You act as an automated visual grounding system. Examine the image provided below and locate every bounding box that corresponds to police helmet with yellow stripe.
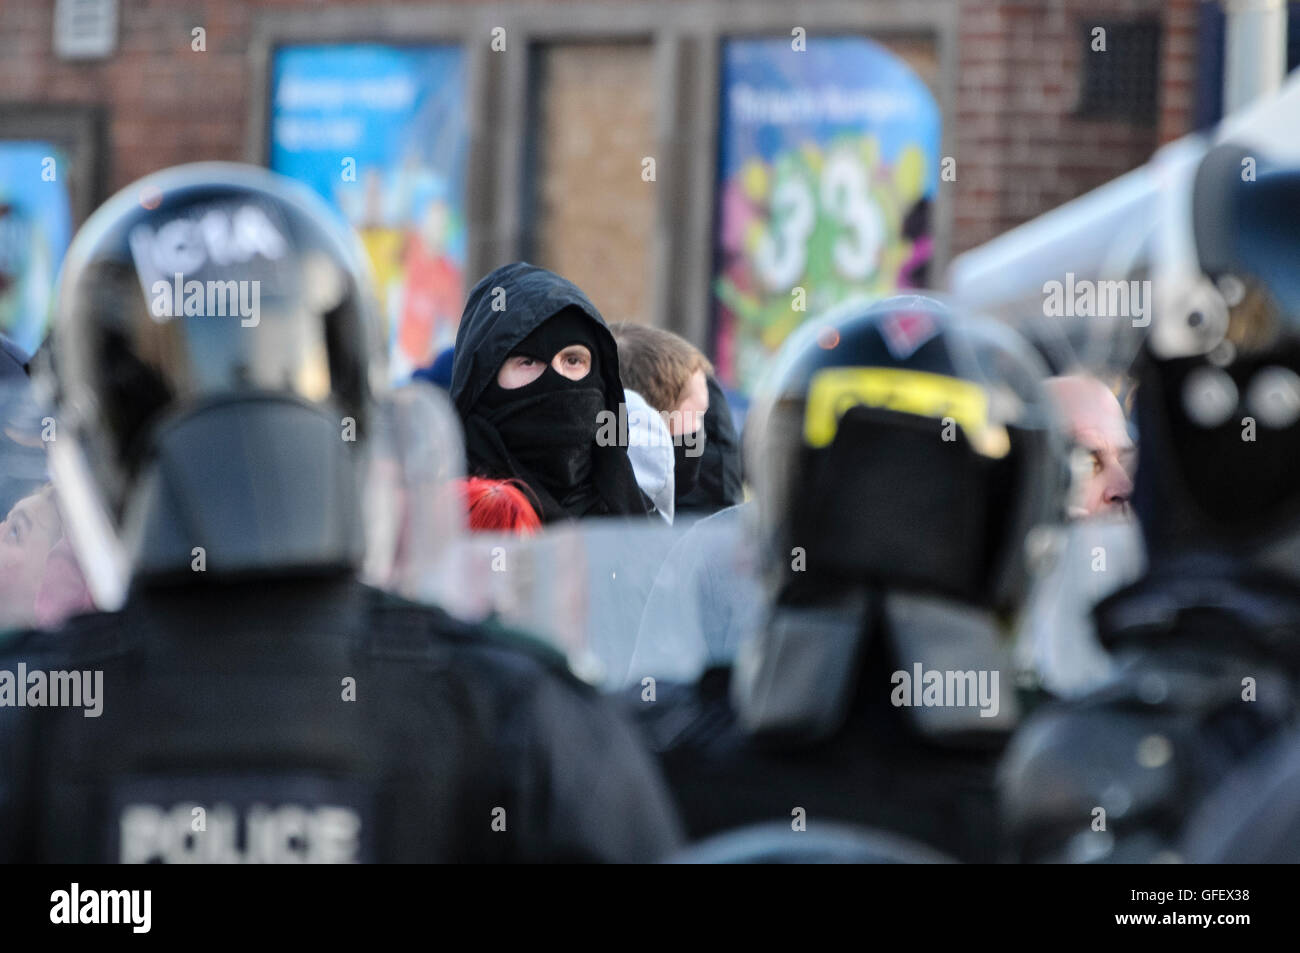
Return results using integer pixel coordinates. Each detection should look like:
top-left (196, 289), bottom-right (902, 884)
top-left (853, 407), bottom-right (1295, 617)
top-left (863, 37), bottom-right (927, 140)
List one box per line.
top-left (746, 294), bottom-right (1066, 614)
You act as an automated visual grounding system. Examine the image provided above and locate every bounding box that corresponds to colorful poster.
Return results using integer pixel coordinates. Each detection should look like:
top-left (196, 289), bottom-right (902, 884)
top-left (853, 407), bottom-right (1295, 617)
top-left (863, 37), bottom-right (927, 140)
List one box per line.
top-left (0, 142), bottom-right (73, 357)
top-left (270, 45), bottom-right (468, 381)
top-left (713, 37), bottom-right (941, 391)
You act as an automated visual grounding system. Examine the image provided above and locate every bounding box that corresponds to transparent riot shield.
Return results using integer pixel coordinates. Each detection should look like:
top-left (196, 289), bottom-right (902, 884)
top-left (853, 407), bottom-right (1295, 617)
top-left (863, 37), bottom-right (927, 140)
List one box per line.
top-left (361, 379), bottom-right (467, 604)
top-left (1013, 516), bottom-right (1145, 698)
top-left (411, 506), bottom-right (764, 692)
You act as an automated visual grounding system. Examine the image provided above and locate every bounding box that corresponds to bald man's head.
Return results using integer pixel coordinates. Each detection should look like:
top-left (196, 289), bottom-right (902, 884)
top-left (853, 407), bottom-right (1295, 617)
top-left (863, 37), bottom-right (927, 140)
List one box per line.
top-left (1045, 375), bottom-right (1135, 519)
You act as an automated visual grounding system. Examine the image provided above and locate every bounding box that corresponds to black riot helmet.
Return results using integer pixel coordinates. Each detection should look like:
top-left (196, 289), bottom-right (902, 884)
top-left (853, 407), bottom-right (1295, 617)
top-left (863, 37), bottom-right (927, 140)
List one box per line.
top-left (1137, 144), bottom-right (1300, 574)
top-left (44, 162), bottom-right (381, 608)
top-left (745, 294), bottom-right (1065, 615)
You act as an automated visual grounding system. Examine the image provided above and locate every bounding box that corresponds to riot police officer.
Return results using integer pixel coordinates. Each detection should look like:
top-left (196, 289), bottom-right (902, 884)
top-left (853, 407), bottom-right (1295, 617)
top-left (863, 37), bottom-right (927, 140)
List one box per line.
top-left (1000, 144), bottom-right (1300, 863)
top-left (629, 295), bottom-right (1067, 863)
top-left (0, 163), bottom-right (681, 863)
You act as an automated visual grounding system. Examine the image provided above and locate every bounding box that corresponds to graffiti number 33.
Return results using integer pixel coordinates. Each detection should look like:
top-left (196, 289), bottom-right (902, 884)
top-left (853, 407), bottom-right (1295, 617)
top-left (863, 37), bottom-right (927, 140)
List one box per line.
top-left (755, 150), bottom-right (884, 292)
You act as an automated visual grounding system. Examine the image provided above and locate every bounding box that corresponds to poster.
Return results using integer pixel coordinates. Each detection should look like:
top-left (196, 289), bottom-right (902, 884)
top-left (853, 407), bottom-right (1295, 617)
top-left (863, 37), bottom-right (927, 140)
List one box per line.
top-left (713, 37), bottom-right (941, 391)
top-left (0, 142), bottom-right (73, 357)
top-left (271, 44), bottom-right (468, 381)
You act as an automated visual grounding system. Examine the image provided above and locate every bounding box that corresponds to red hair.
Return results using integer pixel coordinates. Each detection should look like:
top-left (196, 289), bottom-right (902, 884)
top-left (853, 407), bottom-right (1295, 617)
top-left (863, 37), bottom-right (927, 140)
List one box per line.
top-left (459, 477), bottom-right (542, 536)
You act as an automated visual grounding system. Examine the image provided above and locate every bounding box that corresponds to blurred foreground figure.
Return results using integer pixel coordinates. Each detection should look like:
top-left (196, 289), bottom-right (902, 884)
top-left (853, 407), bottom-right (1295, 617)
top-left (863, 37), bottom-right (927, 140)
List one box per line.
top-left (0, 343), bottom-right (93, 632)
top-left (1002, 145), bottom-right (1300, 862)
top-left (630, 296), bottom-right (1066, 862)
top-left (0, 336), bottom-right (46, 520)
top-left (0, 164), bottom-right (680, 863)
top-left (1180, 727), bottom-right (1300, 863)
top-left (0, 484), bottom-right (92, 632)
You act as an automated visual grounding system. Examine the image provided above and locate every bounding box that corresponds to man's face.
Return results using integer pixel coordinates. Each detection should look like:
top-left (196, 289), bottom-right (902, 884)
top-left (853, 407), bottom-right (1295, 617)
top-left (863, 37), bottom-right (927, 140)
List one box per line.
top-left (1045, 375), bottom-right (1136, 519)
top-left (0, 487), bottom-right (63, 628)
top-left (667, 368), bottom-right (709, 438)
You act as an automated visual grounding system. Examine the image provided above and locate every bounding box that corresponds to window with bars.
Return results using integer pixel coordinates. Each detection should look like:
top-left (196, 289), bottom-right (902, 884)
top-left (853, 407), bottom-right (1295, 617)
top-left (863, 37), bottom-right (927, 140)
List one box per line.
top-left (1076, 19), bottom-right (1161, 124)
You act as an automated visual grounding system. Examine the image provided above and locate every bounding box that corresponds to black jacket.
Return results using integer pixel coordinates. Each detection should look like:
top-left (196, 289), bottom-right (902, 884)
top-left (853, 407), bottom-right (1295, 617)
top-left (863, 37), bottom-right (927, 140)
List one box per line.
top-left (625, 603), bottom-right (1015, 864)
top-left (0, 576), bottom-right (682, 862)
top-left (675, 375), bottom-right (744, 518)
top-left (1000, 565), bottom-right (1300, 863)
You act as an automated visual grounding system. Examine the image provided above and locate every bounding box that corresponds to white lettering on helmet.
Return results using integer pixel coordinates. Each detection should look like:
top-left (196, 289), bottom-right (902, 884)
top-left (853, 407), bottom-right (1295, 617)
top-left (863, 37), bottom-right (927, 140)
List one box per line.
top-left (129, 205), bottom-right (287, 280)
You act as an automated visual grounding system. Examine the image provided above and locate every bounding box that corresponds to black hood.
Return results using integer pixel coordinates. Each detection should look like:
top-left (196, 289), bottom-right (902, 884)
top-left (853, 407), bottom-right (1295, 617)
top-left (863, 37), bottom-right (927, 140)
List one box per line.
top-left (451, 263), bottom-right (623, 416)
top-left (451, 262), bottom-right (649, 522)
top-left (675, 374), bottom-right (743, 516)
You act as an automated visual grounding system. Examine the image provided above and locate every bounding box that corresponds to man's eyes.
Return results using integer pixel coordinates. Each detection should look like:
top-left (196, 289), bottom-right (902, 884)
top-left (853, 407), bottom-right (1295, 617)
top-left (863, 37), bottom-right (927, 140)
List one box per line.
top-left (510, 351), bottom-right (587, 369)
top-left (1091, 451), bottom-right (1104, 475)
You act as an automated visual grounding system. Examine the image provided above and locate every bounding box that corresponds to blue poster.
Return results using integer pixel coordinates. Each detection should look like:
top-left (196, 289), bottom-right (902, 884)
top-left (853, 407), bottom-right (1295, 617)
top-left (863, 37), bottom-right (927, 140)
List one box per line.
top-left (713, 37), bottom-right (941, 391)
top-left (271, 44), bottom-right (468, 380)
top-left (0, 142), bottom-right (73, 356)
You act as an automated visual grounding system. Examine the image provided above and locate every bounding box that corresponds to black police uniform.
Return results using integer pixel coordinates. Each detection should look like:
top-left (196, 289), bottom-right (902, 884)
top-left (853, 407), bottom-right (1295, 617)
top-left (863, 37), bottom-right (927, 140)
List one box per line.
top-left (629, 635), bottom-right (1014, 864)
top-left (626, 295), bottom-right (1064, 863)
top-left (1001, 147), bottom-right (1300, 863)
top-left (1182, 725), bottom-right (1300, 863)
top-left (0, 163), bottom-right (681, 864)
top-left (1000, 563), bottom-right (1300, 863)
top-left (0, 577), bottom-right (681, 863)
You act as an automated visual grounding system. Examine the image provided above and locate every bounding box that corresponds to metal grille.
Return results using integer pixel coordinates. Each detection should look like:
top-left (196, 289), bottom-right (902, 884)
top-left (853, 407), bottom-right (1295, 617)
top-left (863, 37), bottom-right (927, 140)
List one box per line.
top-left (1076, 19), bottom-right (1161, 124)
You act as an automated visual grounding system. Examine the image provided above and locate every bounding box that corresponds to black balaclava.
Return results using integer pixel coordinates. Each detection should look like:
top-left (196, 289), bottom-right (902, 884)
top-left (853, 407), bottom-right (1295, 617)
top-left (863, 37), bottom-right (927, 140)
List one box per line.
top-left (452, 262), bottom-right (651, 524)
top-left (675, 374), bottom-right (743, 515)
top-left (672, 429), bottom-right (706, 501)
top-left (476, 308), bottom-right (606, 514)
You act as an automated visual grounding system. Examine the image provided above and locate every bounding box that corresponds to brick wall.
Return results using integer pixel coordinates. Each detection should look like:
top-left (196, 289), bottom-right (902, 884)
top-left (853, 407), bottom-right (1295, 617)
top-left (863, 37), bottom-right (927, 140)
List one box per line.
top-left (0, 0), bottom-right (261, 186)
top-left (951, 0), bottom-right (1180, 252)
top-left (0, 0), bottom-right (1205, 260)
top-left (1159, 0), bottom-right (1202, 146)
